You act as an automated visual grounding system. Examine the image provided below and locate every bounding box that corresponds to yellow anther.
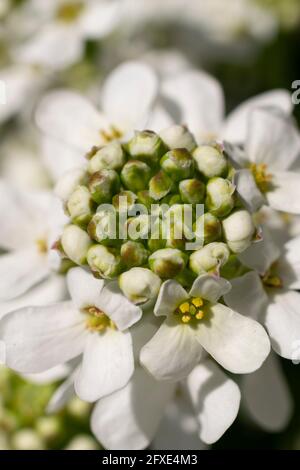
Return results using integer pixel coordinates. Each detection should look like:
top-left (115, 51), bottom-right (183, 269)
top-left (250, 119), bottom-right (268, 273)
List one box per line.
top-left (83, 306), bottom-right (115, 332)
top-left (36, 239), bottom-right (48, 254)
top-left (56, 2), bottom-right (84, 23)
top-left (195, 310), bottom-right (205, 320)
top-left (191, 297), bottom-right (203, 308)
top-left (250, 163), bottom-right (273, 193)
top-left (181, 315), bottom-right (191, 324)
top-left (99, 126), bottom-right (123, 143)
top-left (179, 302), bottom-right (190, 314)
top-left (264, 275), bottom-right (282, 288)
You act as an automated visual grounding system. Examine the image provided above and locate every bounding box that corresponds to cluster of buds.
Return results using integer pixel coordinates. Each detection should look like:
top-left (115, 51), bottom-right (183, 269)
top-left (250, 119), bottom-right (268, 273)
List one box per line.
top-left (56, 125), bottom-right (257, 304)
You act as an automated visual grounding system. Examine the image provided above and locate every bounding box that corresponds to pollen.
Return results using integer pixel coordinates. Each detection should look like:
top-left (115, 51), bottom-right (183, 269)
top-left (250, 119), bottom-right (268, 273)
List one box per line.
top-left (36, 238), bottom-right (48, 254)
top-left (262, 264), bottom-right (283, 289)
top-left (56, 2), bottom-right (84, 23)
top-left (175, 297), bottom-right (206, 324)
top-left (83, 306), bottom-right (115, 332)
top-left (99, 126), bottom-right (123, 143)
top-left (249, 163), bottom-right (273, 193)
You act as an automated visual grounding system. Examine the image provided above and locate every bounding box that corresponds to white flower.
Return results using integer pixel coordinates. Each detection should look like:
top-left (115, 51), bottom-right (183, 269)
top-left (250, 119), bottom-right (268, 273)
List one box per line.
top-left (0, 267), bottom-right (142, 402)
top-left (140, 274), bottom-right (270, 381)
top-left (91, 358), bottom-right (241, 449)
top-left (231, 108), bottom-right (300, 214)
top-left (225, 228), bottom-right (300, 360)
top-left (36, 61), bottom-right (158, 180)
top-left (12, 0), bottom-right (121, 70)
top-left (0, 181), bottom-right (67, 300)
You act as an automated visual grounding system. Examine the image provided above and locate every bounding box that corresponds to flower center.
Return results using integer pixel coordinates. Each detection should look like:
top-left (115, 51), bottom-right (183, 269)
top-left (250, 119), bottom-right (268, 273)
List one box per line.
top-left (99, 126), bottom-right (123, 143)
top-left (36, 238), bottom-right (48, 254)
top-left (83, 306), bottom-right (115, 332)
top-left (56, 1), bottom-right (84, 23)
top-left (262, 264), bottom-right (282, 289)
top-left (249, 163), bottom-right (273, 193)
top-left (174, 297), bottom-right (206, 324)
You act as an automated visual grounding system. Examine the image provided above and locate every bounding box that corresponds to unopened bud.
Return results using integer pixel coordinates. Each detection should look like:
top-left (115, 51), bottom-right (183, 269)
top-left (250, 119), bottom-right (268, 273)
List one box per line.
top-left (179, 178), bottom-right (205, 204)
top-left (189, 242), bottom-right (230, 275)
top-left (205, 177), bottom-right (235, 217)
top-left (112, 190), bottom-right (137, 212)
top-left (193, 212), bottom-right (222, 244)
top-left (127, 130), bottom-right (166, 165)
top-left (61, 225), bottom-right (92, 265)
top-left (88, 169), bottom-right (120, 204)
top-left (119, 267), bottom-right (161, 304)
top-left (159, 125), bottom-right (196, 152)
top-left (87, 142), bottom-right (125, 173)
top-left (137, 190), bottom-right (155, 210)
top-left (55, 168), bottom-right (87, 201)
top-left (126, 214), bottom-right (150, 241)
top-left (149, 170), bottom-right (173, 200)
top-left (149, 248), bottom-right (187, 278)
top-left (193, 145), bottom-right (228, 178)
top-left (222, 209), bottom-right (255, 253)
top-left (87, 209), bottom-right (117, 245)
top-left (120, 241), bottom-right (149, 268)
top-left (160, 148), bottom-right (194, 181)
top-left (121, 160), bottom-right (151, 192)
top-left (67, 185), bottom-right (94, 226)
top-left (87, 244), bottom-right (122, 278)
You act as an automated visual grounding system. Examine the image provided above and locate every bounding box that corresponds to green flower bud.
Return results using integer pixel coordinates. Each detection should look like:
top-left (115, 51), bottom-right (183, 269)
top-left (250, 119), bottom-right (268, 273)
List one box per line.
top-left (193, 145), bottom-right (228, 178)
top-left (87, 244), bottom-right (122, 279)
top-left (126, 214), bottom-right (150, 241)
top-left (193, 212), bottom-right (222, 244)
top-left (160, 148), bottom-right (194, 181)
top-left (119, 267), bottom-right (161, 304)
top-left (175, 267), bottom-right (197, 288)
top-left (87, 209), bottom-right (118, 245)
top-left (88, 169), bottom-right (120, 204)
top-left (61, 225), bottom-right (92, 265)
top-left (205, 177), bottom-right (235, 217)
top-left (149, 248), bottom-right (187, 278)
top-left (149, 170), bottom-right (173, 200)
top-left (189, 242), bottom-right (230, 275)
top-left (163, 204), bottom-right (194, 247)
top-left (36, 417), bottom-right (62, 443)
top-left (220, 254), bottom-right (249, 280)
top-left (127, 130), bottom-right (166, 165)
top-left (120, 241), bottom-right (149, 268)
top-left (179, 178), bottom-right (205, 204)
top-left (161, 193), bottom-right (182, 206)
top-left (55, 168), bottom-right (87, 202)
top-left (137, 190), bottom-right (155, 210)
top-left (112, 190), bottom-right (137, 212)
top-left (121, 160), bottom-right (151, 192)
top-left (87, 142), bottom-right (125, 174)
top-left (147, 224), bottom-right (166, 252)
top-left (222, 209), bottom-right (255, 253)
top-left (67, 185), bottom-right (94, 226)
top-left (160, 125), bottom-right (196, 152)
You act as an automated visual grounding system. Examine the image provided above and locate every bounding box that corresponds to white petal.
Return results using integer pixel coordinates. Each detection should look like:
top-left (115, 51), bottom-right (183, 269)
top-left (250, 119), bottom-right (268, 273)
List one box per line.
top-left (75, 329), bottom-right (134, 402)
top-left (187, 359), bottom-right (240, 444)
top-left (91, 367), bottom-right (175, 450)
top-left (95, 281), bottom-right (142, 331)
top-left (224, 271), bottom-right (268, 321)
top-left (0, 248), bottom-right (49, 300)
top-left (101, 61), bottom-right (158, 133)
top-left (189, 274), bottom-right (231, 303)
top-left (41, 137), bottom-right (84, 182)
top-left (46, 371), bottom-right (76, 414)
top-left (67, 267), bottom-right (104, 309)
top-left (245, 108), bottom-right (300, 170)
top-left (222, 90), bottom-right (292, 143)
top-left (278, 236), bottom-right (300, 289)
top-left (234, 169), bottom-right (265, 213)
top-left (264, 289), bottom-right (300, 359)
top-left (23, 363), bottom-right (71, 385)
top-left (140, 318), bottom-right (202, 381)
top-left (242, 353), bottom-right (292, 432)
top-left (153, 389), bottom-right (205, 450)
top-left (15, 24), bottom-right (83, 70)
top-left (162, 70), bottom-right (224, 142)
top-left (154, 280), bottom-right (188, 317)
top-left (0, 65), bottom-right (42, 123)
top-left (238, 226), bottom-right (280, 275)
top-left (0, 301), bottom-right (87, 373)
top-left (146, 105), bottom-right (174, 132)
top-left (266, 171), bottom-right (300, 214)
top-left (131, 311), bottom-right (162, 361)
top-left (36, 90), bottom-right (108, 152)
top-left (0, 274), bottom-right (67, 320)
top-left (79, 0), bottom-right (120, 39)
top-left (195, 303), bottom-right (270, 373)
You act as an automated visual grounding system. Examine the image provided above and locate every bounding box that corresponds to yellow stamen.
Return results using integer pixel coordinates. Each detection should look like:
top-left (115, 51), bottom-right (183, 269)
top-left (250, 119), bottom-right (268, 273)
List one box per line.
top-left (56, 2), bottom-right (84, 23)
top-left (36, 239), bottom-right (48, 254)
top-left (179, 302), bottom-right (190, 314)
top-left (195, 310), bottom-right (205, 320)
top-left (83, 306), bottom-right (115, 332)
top-left (191, 297), bottom-right (203, 308)
top-left (250, 163), bottom-right (273, 193)
top-left (262, 264), bottom-right (283, 289)
top-left (181, 315), bottom-right (191, 324)
top-left (99, 126), bottom-right (123, 143)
